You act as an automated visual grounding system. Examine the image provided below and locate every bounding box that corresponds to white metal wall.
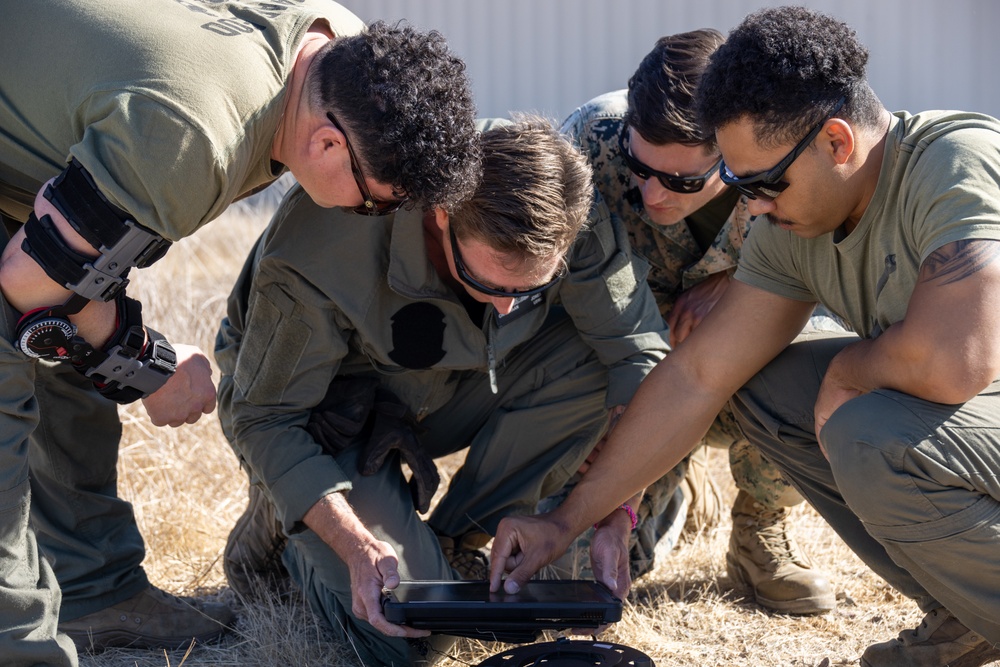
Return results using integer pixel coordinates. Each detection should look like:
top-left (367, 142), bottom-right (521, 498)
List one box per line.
top-left (335, 0), bottom-right (1000, 123)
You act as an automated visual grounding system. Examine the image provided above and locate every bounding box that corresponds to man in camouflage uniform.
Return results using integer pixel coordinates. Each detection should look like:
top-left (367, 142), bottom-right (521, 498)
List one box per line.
top-left (556, 29), bottom-right (836, 614)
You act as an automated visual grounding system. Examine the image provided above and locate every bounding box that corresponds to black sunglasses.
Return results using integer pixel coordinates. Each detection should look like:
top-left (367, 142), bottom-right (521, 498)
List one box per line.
top-left (448, 227), bottom-right (565, 298)
top-left (326, 111), bottom-right (407, 216)
top-left (618, 126), bottom-right (721, 194)
top-left (719, 97), bottom-right (847, 201)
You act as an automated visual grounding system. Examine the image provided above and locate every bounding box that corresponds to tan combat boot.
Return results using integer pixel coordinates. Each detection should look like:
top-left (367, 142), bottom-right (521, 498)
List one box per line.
top-left (726, 489), bottom-right (836, 614)
top-left (861, 608), bottom-right (1000, 667)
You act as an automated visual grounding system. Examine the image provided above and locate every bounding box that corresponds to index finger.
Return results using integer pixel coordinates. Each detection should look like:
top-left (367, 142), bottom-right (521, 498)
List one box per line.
top-left (488, 527), bottom-right (518, 592)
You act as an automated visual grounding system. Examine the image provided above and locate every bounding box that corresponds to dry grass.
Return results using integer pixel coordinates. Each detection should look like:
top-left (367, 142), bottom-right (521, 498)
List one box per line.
top-left (78, 186), bottom-right (994, 667)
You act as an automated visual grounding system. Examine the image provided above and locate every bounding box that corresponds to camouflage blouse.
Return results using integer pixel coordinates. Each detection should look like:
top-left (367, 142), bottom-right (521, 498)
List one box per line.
top-left (561, 90), bottom-right (757, 316)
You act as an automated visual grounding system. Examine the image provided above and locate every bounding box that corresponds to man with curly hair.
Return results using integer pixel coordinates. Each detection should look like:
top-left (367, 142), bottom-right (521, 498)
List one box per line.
top-left (555, 28), bottom-right (837, 615)
top-left (0, 1), bottom-right (479, 663)
top-left (489, 7), bottom-right (1000, 666)
top-left (214, 117), bottom-right (668, 665)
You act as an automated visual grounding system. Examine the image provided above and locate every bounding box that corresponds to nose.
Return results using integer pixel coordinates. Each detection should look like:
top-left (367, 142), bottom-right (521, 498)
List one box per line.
top-left (746, 195), bottom-right (776, 217)
top-left (639, 177), bottom-right (674, 206)
top-left (491, 296), bottom-right (517, 315)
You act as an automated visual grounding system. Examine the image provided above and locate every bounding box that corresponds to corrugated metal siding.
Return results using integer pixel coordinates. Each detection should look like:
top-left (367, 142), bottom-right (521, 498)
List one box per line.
top-left (334, 0), bottom-right (1000, 122)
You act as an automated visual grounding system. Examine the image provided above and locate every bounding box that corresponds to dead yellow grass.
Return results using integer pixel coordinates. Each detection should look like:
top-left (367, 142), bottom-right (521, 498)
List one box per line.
top-left (78, 187), bottom-right (996, 667)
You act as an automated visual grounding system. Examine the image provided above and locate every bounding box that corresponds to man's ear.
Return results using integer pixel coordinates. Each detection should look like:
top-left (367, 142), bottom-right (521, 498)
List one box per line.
top-left (432, 207), bottom-right (449, 232)
top-left (824, 118), bottom-right (855, 166)
top-left (310, 118), bottom-right (347, 161)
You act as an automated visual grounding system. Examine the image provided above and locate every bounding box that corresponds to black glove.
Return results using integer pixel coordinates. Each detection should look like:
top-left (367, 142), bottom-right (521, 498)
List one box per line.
top-left (306, 376), bottom-right (380, 455)
top-left (360, 388), bottom-right (440, 513)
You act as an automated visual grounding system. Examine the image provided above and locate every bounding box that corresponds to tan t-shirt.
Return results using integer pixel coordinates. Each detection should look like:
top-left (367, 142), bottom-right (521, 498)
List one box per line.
top-left (735, 110), bottom-right (1000, 338)
top-left (0, 0), bottom-right (363, 240)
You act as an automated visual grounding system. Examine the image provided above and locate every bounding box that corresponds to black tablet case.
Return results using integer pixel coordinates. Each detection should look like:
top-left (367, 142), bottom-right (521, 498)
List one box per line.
top-left (382, 580), bottom-right (622, 642)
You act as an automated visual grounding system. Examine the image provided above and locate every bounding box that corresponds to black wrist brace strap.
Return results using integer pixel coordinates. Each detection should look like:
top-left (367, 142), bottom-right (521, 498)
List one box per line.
top-left (21, 158), bottom-right (172, 303)
top-left (15, 294), bottom-right (177, 404)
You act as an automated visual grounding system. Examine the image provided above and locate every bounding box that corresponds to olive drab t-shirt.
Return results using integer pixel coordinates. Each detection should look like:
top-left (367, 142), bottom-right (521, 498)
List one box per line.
top-left (0, 0), bottom-right (364, 240)
top-left (735, 110), bottom-right (1000, 339)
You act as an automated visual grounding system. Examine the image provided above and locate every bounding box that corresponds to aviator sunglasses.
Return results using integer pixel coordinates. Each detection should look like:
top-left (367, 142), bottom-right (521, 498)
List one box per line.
top-left (618, 126), bottom-right (722, 193)
top-left (719, 97), bottom-right (846, 201)
top-left (448, 227), bottom-right (566, 298)
top-left (326, 111), bottom-right (407, 215)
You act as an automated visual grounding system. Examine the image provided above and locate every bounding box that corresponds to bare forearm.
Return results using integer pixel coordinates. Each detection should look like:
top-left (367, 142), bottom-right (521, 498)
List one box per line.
top-left (303, 492), bottom-right (380, 561)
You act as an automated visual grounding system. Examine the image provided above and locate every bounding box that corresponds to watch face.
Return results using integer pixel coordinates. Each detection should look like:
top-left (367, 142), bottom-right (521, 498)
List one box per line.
top-left (18, 317), bottom-right (77, 359)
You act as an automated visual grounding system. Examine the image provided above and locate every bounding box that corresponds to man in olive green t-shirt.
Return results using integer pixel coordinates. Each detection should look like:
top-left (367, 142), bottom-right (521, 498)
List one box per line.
top-left (556, 29), bottom-right (836, 616)
top-left (0, 2), bottom-right (480, 664)
top-left (490, 8), bottom-right (1000, 667)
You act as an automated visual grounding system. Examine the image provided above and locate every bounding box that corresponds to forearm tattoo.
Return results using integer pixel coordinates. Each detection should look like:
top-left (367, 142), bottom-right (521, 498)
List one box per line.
top-left (920, 239), bottom-right (1000, 286)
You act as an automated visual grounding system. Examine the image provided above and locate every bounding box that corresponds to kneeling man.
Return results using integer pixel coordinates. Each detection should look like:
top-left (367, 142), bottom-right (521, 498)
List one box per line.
top-left (215, 117), bottom-right (669, 665)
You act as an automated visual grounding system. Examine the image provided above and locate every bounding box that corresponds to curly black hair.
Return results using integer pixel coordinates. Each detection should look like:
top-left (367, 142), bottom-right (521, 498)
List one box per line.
top-left (696, 6), bottom-right (883, 147)
top-left (310, 21), bottom-right (481, 210)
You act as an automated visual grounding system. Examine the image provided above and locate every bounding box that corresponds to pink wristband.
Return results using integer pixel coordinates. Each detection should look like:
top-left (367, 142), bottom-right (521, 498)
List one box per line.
top-left (595, 503), bottom-right (638, 532)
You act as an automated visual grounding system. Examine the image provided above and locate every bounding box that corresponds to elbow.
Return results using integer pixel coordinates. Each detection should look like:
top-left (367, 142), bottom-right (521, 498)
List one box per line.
top-left (922, 358), bottom-right (999, 405)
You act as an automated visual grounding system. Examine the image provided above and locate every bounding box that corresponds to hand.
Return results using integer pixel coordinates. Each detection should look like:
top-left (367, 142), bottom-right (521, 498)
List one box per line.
top-left (141, 343), bottom-right (216, 427)
top-left (667, 271), bottom-right (731, 347)
top-left (814, 355), bottom-right (863, 459)
top-left (568, 518), bottom-right (632, 635)
top-left (489, 513), bottom-right (574, 594)
top-left (304, 493), bottom-right (430, 639)
top-left (589, 516), bottom-right (632, 601)
top-left (345, 539), bottom-right (430, 639)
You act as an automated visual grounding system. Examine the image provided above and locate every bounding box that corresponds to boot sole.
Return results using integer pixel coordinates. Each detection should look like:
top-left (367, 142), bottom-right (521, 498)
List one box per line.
top-left (64, 626), bottom-right (227, 652)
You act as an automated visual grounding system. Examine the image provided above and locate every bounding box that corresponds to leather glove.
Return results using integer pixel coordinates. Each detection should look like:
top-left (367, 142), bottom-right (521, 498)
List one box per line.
top-left (359, 388), bottom-right (440, 513)
top-left (306, 376), bottom-right (380, 455)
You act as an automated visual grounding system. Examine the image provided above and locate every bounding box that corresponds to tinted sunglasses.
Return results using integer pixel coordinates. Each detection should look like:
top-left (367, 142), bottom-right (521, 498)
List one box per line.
top-left (449, 227), bottom-right (565, 298)
top-left (719, 97), bottom-right (846, 201)
top-left (618, 126), bottom-right (721, 193)
top-left (326, 111), bottom-right (407, 216)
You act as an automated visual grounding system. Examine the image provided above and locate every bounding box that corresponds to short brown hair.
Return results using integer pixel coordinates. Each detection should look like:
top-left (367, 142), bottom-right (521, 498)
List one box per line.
top-left (450, 116), bottom-right (593, 268)
top-left (624, 29), bottom-right (725, 146)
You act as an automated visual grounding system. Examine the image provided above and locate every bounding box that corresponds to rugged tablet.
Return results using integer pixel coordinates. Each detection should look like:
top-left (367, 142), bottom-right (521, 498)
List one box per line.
top-left (381, 580), bottom-right (622, 642)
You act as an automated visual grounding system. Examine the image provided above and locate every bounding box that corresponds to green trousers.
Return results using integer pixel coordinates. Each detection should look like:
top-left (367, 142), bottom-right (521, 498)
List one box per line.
top-left (731, 332), bottom-right (1000, 643)
top-left (29, 359), bottom-right (150, 619)
top-left (277, 310), bottom-right (612, 666)
top-left (0, 222), bottom-right (74, 666)
top-left (0, 218), bottom-right (150, 666)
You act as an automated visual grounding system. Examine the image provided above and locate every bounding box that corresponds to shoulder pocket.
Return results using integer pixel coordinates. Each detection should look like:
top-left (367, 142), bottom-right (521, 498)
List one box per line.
top-left (234, 284), bottom-right (312, 405)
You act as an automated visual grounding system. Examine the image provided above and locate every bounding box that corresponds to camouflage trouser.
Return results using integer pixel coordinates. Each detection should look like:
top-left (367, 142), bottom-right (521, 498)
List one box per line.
top-left (709, 404), bottom-right (802, 509)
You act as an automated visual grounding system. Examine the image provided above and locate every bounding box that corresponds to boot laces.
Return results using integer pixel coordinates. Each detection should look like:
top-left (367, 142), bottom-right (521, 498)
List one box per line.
top-left (749, 505), bottom-right (803, 567)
